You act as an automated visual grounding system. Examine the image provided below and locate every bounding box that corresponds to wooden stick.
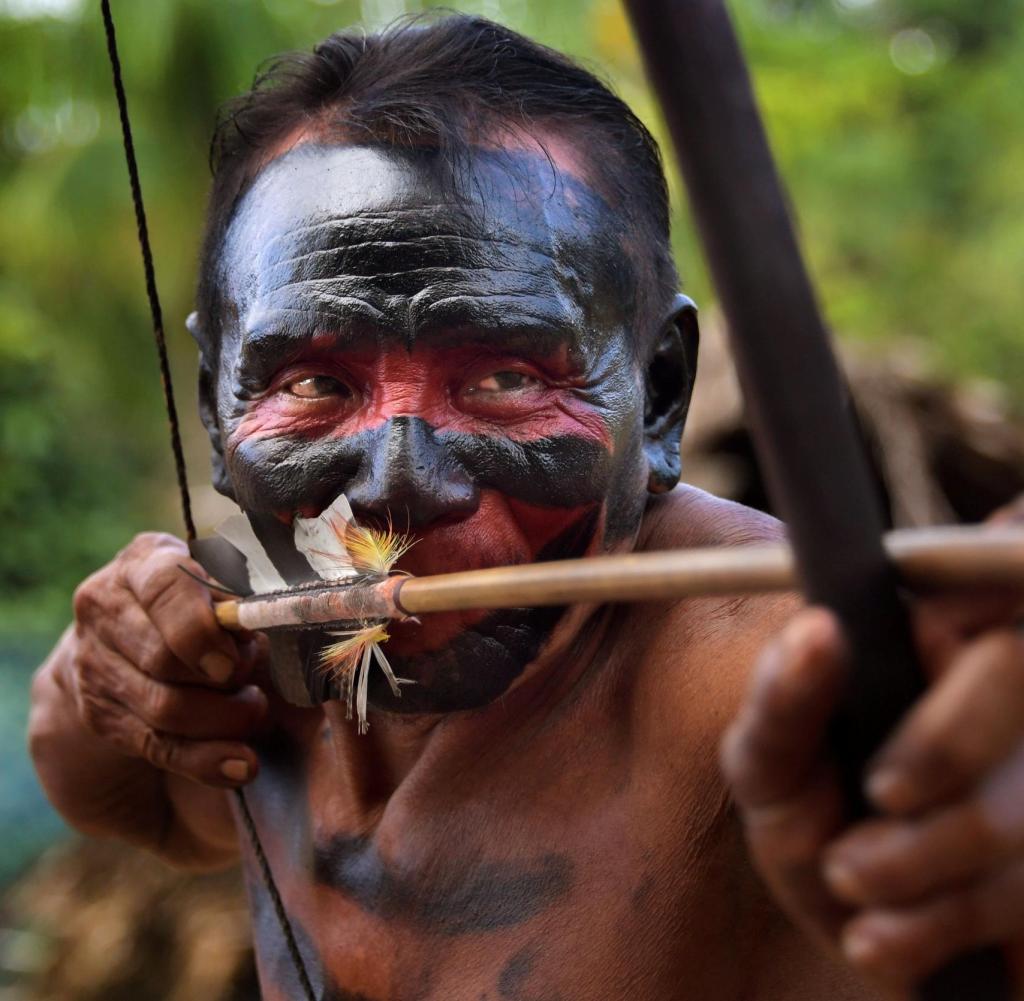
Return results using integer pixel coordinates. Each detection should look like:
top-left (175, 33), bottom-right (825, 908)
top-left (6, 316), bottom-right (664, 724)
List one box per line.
top-left (214, 525), bottom-right (1024, 632)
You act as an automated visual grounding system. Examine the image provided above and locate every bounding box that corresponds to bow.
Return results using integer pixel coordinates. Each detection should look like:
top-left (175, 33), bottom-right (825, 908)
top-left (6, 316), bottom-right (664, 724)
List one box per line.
top-left (621, 0), bottom-right (1010, 997)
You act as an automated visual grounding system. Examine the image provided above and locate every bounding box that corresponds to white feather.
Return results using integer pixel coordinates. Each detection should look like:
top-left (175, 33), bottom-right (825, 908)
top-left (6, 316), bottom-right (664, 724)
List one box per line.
top-left (356, 643), bottom-right (373, 734)
top-left (293, 494), bottom-right (360, 581)
top-left (215, 513), bottom-right (288, 594)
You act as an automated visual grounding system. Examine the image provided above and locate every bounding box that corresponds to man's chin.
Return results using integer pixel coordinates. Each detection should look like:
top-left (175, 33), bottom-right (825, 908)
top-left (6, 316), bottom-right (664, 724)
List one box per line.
top-left (366, 604), bottom-right (566, 715)
top-left (362, 507), bottom-right (602, 713)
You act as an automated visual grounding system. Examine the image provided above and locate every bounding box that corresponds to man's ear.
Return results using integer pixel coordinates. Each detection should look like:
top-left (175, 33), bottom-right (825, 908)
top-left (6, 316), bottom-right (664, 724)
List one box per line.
top-left (187, 311), bottom-right (236, 500)
top-left (643, 293), bottom-right (699, 494)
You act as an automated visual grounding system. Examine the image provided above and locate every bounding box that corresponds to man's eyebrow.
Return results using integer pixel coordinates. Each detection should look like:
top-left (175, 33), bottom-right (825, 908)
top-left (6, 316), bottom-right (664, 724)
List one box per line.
top-left (412, 292), bottom-right (583, 349)
top-left (237, 303), bottom-right (382, 372)
top-left (234, 311), bottom-right (582, 385)
top-left (414, 314), bottom-right (580, 356)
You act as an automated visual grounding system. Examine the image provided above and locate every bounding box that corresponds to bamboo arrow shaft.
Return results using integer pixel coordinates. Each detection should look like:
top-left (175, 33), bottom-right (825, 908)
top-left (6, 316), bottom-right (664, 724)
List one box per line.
top-left (214, 527), bottom-right (1024, 632)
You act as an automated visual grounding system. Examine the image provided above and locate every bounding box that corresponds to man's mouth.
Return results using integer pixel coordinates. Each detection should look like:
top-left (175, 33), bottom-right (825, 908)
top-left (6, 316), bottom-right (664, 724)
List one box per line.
top-left (385, 496), bottom-right (604, 658)
top-left (375, 494), bottom-right (540, 656)
top-left (281, 489), bottom-right (603, 659)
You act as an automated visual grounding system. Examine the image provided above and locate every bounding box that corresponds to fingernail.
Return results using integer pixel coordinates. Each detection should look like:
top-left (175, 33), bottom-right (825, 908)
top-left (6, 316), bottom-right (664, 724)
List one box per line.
top-left (866, 768), bottom-right (915, 813)
top-left (220, 758), bottom-right (250, 783)
top-left (823, 858), bottom-right (864, 901)
top-left (200, 651), bottom-right (235, 683)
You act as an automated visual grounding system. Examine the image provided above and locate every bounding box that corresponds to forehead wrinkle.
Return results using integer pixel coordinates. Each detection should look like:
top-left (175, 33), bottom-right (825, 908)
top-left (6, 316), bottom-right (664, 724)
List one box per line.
top-left (222, 144), bottom-right (632, 360)
top-left (249, 219), bottom-right (560, 320)
top-left (229, 144), bottom-right (620, 270)
top-left (256, 214), bottom-right (554, 275)
top-left (254, 211), bottom-right (520, 265)
top-left (259, 264), bottom-right (561, 306)
top-left (266, 233), bottom-right (527, 274)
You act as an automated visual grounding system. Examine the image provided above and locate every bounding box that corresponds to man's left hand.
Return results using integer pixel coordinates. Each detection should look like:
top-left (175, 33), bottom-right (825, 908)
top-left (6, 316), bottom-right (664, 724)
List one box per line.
top-left (721, 589), bottom-right (1024, 996)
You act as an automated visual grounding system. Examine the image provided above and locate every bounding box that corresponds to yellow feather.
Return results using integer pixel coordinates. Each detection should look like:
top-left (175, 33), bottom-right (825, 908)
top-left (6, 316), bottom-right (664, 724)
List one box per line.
top-left (318, 622), bottom-right (413, 733)
top-left (319, 623), bottom-right (390, 680)
top-left (338, 520), bottom-right (417, 576)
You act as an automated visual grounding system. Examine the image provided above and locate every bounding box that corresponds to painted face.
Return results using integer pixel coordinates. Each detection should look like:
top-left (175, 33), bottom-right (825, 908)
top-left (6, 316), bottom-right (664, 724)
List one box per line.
top-left (207, 142), bottom-right (656, 711)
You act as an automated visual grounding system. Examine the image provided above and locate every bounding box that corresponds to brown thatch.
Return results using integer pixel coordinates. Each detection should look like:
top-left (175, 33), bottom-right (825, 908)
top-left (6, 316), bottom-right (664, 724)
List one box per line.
top-left (684, 315), bottom-right (1024, 528)
top-left (0, 839), bottom-right (255, 1001)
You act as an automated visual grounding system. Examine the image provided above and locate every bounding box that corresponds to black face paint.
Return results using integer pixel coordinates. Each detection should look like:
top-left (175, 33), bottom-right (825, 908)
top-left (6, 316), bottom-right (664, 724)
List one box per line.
top-left (202, 143), bottom-right (657, 711)
top-left (228, 418), bottom-right (614, 520)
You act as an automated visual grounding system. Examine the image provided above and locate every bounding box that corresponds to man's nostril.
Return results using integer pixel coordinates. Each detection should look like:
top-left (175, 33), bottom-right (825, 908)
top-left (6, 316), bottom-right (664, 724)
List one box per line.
top-left (344, 416), bottom-right (482, 530)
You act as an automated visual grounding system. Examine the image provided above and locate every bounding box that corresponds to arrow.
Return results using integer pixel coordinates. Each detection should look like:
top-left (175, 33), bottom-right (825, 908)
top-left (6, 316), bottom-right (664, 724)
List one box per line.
top-left (212, 525), bottom-right (1024, 632)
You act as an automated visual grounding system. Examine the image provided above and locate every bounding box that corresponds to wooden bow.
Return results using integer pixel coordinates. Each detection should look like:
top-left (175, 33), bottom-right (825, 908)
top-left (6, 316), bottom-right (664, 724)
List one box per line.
top-left (621, 0), bottom-right (1011, 997)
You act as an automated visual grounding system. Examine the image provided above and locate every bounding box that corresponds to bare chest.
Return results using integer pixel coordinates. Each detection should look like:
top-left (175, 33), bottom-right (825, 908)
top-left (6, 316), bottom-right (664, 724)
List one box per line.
top-left (236, 721), bottom-right (787, 1001)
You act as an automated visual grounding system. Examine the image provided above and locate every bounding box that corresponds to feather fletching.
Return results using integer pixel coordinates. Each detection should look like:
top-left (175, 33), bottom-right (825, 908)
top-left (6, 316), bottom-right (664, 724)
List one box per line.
top-left (319, 623), bottom-right (412, 734)
top-left (341, 520), bottom-right (417, 576)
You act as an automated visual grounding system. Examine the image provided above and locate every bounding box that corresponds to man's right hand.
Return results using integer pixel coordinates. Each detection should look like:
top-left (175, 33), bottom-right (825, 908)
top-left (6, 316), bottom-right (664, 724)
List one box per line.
top-left (29, 532), bottom-right (270, 864)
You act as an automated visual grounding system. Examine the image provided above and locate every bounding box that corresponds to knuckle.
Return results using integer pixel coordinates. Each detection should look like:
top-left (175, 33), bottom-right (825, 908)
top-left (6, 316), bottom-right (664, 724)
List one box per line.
top-left (122, 537), bottom-right (195, 605)
top-left (124, 531), bottom-right (185, 558)
top-left (140, 563), bottom-right (185, 607)
top-left (972, 800), bottom-right (1018, 860)
top-left (136, 634), bottom-right (175, 679)
top-left (142, 684), bottom-right (182, 731)
top-left (72, 576), bottom-right (103, 622)
top-left (988, 629), bottom-right (1024, 665)
top-left (749, 802), bottom-right (831, 866)
top-left (139, 728), bottom-right (174, 771)
top-left (71, 640), bottom-right (103, 689)
top-left (910, 737), bottom-right (977, 791)
top-left (936, 891), bottom-right (985, 950)
top-left (969, 630), bottom-right (1024, 687)
top-left (140, 565), bottom-right (206, 625)
top-left (78, 691), bottom-right (113, 735)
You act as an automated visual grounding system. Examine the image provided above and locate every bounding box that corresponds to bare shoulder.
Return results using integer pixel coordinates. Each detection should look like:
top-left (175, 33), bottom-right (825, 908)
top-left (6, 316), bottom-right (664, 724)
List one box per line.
top-left (627, 486), bottom-right (800, 735)
top-left (633, 484), bottom-right (798, 644)
top-left (637, 483), bottom-right (786, 552)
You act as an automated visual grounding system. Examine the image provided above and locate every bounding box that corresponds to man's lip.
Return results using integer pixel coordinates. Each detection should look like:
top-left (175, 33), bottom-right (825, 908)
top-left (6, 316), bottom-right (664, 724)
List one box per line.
top-left (386, 607), bottom-right (489, 656)
top-left (395, 533), bottom-right (518, 578)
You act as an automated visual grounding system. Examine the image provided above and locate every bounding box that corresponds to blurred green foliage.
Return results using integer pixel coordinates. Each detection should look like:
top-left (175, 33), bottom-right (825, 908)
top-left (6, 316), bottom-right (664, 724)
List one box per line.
top-left (2, 0), bottom-right (1024, 641)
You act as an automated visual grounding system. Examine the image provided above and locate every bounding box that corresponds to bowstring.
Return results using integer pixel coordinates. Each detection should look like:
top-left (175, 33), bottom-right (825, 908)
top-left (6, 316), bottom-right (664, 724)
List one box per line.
top-left (99, 4), bottom-right (316, 998)
top-left (99, 0), bottom-right (194, 541)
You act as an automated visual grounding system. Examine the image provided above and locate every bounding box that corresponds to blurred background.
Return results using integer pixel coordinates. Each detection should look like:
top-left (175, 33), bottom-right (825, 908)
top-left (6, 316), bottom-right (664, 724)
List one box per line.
top-left (2, 0), bottom-right (1023, 997)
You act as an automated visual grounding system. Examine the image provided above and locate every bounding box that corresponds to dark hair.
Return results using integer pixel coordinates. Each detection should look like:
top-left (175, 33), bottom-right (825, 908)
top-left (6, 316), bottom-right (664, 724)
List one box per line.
top-left (196, 13), bottom-right (678, 355)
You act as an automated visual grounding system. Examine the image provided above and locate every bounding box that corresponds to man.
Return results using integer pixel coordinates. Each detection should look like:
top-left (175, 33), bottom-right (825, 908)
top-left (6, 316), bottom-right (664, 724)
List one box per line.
top-left (27, 15), bottom-right (1024, 999)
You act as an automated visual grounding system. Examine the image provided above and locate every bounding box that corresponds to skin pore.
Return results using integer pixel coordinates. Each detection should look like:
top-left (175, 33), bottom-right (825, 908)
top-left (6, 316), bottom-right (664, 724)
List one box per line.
top-left (197, 140), bottom-right (694, 714)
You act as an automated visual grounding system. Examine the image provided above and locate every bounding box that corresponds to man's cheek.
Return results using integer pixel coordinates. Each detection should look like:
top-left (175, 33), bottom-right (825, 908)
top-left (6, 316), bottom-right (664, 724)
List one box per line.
top-left (603, 426), bottom-right (648, 543)
top-left (222, 429), bottom-right (363, 514)
top-left (439, 430), bottom-right (614, 509)
top-left (504, 496), bottom-right (604, 559)
top-left (441, 426), bottom-right (647, 547)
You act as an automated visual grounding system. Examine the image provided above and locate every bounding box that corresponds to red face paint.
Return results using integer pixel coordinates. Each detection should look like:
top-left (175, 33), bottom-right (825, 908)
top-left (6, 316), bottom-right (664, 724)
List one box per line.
top-left (207, 144), bottom-right (653, 711)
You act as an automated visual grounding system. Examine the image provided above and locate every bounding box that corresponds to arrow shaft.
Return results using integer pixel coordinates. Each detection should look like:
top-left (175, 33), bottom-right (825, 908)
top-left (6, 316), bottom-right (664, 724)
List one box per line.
top-left (214, 526), bottom-right (1024, 632)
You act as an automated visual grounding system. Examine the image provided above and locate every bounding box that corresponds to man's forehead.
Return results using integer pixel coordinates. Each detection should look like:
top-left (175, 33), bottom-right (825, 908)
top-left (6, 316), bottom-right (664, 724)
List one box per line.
top-left (227, 140), bottom-right (609, 232)
top-left (220, 143), bottom-right (629, 309)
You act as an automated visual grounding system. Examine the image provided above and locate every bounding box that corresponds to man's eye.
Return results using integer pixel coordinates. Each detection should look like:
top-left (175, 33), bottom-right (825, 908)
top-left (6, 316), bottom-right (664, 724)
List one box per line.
top-left (466, 371), bottom-right (541, 394)
top-left (284, 375), bottom-right (351, 400)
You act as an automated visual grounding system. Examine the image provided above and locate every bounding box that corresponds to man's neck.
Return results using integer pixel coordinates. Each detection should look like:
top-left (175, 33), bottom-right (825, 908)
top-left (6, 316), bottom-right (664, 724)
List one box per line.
top-left (319, 600), bottom-right (615, 807)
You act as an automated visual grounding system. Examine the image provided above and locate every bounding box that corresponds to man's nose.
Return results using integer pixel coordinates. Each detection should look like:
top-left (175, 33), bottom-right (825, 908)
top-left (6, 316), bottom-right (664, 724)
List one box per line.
top-left (345, 416), bottom-right (480, 530)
